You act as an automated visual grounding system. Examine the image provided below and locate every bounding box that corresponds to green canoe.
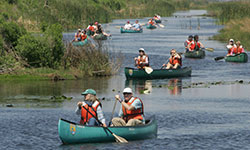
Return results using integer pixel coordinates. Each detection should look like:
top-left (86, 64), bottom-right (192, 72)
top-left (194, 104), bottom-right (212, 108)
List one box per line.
top-left (125, 67), bottom-right (192, 79)
top-left (87, 30), bottom-right (95, 36)
top-left (72, 39), bottom-right (88, 46)
top-left (146, 24), bottom-right (157, 29)
top-left (93, 34), bottom-right (107, 40)
top-left (120, 27), bottom-right (143, 33)
top-left (58, 116), bottom-right (157, 144)
top-left (225, 52), bottom-right (248, 63)
top-left (155, 20), bottom-right (161, 23)
top-left (184, 49), bottom-right (205, 59)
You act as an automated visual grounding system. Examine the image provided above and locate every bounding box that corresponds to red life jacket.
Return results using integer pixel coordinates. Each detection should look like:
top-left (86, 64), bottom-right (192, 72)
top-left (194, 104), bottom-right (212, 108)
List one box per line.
top-left (89, 26), bottom-right (95, 32)
top-left (80, 101), bottom-right (100, 125)
top-left (122, 97), bottom-right (144, 123)
top-left (185, 40), bottom-right (193, 50)
top-left (232, 47), bottom-right (244, 54)
top-left (169, 55), bottom-right (182, 66)
top-left (136, 55), bottom-right (149, 69)
top-left (81, 34), bottom-right (87, 41)
top-left (190, 41), bottom-right (200, 50)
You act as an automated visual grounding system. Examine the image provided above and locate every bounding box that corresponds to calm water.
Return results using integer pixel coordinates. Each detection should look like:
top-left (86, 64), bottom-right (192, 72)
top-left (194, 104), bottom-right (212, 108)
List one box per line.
top-left (1, 10), bottom-right (250, 150)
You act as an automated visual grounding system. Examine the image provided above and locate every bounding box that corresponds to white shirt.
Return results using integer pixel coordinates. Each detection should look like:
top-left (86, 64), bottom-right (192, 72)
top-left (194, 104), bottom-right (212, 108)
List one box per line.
top-left (124, 23), bottom-right (132, 29)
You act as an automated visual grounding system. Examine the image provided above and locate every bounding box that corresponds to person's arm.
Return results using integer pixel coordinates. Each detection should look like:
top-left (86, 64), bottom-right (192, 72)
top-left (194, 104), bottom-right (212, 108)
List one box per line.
top-left (96, 106), bottom-right (107, 127)
top-left (115, 95), bottom-right (135, 111)
top-left (199, 42), bottom-right (205, 48)
top-left (75, 101), bottom-right (83, 115)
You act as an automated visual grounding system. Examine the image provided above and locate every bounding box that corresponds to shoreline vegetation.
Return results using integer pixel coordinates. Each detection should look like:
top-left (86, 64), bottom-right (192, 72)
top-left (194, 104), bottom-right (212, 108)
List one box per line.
top-left (1, 0), bottom-right (248, 80)
top-left (208, 1), bottom-right (250, 50)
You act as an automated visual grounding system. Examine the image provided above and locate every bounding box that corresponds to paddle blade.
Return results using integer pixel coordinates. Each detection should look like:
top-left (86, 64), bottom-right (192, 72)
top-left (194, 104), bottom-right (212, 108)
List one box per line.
top-left (145, 67), bottom-right (153, 74)
top-left (205, 48), bottom-right (214, 52)
top-left (214, 56), bottom-right (225, 61)
top-left (158, 24), bottom-right (164, 28)
top-left (113, 133), bottom-right (128, 143)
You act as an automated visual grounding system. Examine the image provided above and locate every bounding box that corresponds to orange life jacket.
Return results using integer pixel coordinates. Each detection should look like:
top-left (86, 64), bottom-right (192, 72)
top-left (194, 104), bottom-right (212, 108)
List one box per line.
top-left (75, 32), bottom-right (81, 38)
top-left (89, 26), bottom-right (95, 32)
top-left (80, 101), bottom-right (100, 125)
top-left (190, 41), bottom-right (200, 51)
top-left (81, 34), bottom-right (87, 41)
top-left (149, 21), bottom-right (154, 25)
top-left (136, 55), bottom-right (149, 69)
top-left (169, 55), bottom-right (182, 66)
top-left (122, 97), bottom-right (144, 122)
top-left (232, 47), bottom-right (244, 54)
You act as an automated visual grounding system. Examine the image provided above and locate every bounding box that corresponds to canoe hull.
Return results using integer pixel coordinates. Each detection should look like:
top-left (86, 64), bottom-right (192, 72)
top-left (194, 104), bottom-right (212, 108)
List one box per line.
top-left (155, 20), bottom-right (161, 23)
top-left (125, 67), bottom-right (192, 79)
top-left (72, 39), bottom-right (88, 46)
top-left (184, 49), bottom-right (205, 58)
top-left (58, 116), bottom-right (157, 144)
top-left (120, 27), bottom-right (143, 33)
top-left (94, 34), bottom-right (107, 40)
top-left (225, 53), bottom-right (248, 63)
top-left (146, 24), bottom-right (157, 29)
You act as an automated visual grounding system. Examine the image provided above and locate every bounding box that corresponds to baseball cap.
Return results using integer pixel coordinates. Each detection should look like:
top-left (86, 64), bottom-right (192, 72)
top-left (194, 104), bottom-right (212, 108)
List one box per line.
top-left (123, 87), bottom-right (133, 94)
top-left (81, 89), bottom-right (96, 95)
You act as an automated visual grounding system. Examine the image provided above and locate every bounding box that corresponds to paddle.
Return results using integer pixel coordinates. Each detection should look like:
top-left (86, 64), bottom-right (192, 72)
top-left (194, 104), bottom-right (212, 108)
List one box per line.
top-left (145, 66), bottom-right (153, 74)
top-left (108, 98), bottom-right (118, 126)
top-left (157, 24), bottom-right (164, 28)
top-left (214, 56), bottom-right (225, 61)
top-left (81, 105), bottom-right (128, 143)
top-left (204, 48), bottom-right (214, 52)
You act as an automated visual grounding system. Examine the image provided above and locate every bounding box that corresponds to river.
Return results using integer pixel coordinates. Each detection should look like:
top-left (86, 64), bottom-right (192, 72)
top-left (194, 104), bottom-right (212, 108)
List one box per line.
top-left (1, 10), bottom-right (250, 150)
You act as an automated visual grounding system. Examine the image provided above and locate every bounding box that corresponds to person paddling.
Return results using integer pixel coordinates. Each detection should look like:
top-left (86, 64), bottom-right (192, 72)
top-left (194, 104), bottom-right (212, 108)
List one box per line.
top-left (80, 29), bottom-right (88, 41)
top-left (188, 35), bottom-right (204, 51)
top-left (132, 20), bottom-right (142, 31)
top-left (148, 18), bottom-right (156, 26)
top-left (123, 21), bottom-right (132, 30)
top-left (162, 49), bottom-right (182, 69)
top-left (134, 48), bottom-right (149, 69)
top-left (75, 89), bottom-right (107, 127)
top-left (73, 29), bottom-right (82, 41)
top-left (230, 41), bottom-right (245, 55)
top-left (184, 35), bottom-right (193, 52)
top-left (111, 87), bottom-right (145, 126)
top-left (226, 39), bottom-right (236, 56)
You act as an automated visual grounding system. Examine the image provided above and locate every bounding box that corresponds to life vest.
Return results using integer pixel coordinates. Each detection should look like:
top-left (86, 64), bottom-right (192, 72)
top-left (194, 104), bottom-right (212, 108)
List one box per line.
top-left (81, 34), bottom-right (87, 41)
top-left (169, 55), bottom-right (182, 66)
top-left (190, 41), bottom-right (200, 51)
top-left (149, 21), bottom-right (154, 25)
top-left (136, 55), bottom-right (149, 69)
top-left (232, 46), bottom-right (244, 54)
top-left (88, 26), bottom-right (95, 32)
top-left (185, 40), bottom-right (193, 50)
top-left (122, 97), bottom-right (144, 122)
top-left (80, 101), bottom-right (100, 125)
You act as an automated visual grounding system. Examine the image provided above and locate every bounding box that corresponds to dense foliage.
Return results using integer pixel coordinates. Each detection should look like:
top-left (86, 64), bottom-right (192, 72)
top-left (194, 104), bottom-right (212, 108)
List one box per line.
top-left (209, 1), bottom-right (250, 50)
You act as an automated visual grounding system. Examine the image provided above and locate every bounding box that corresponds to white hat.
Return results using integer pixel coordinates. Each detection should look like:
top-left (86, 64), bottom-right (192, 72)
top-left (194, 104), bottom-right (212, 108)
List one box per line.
top-left (139, 48), bottom-right (145, 52)
top-left (229, 39), bottom-right (234, 42)
top-left (123, 87), bottom-right (133, 94)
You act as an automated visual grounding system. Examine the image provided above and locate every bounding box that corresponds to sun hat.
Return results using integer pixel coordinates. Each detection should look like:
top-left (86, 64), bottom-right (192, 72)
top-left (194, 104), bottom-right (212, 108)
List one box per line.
top-left (78, 29), bottom-right (81, 31)
top-left (81, 89), bottom-right (96, 95)
top-left (139, 48), bottom-right (145, 52)
top-left (229, 39), bottom-right (234, 42)
top-left (123, 87), bottom-right (133, 94)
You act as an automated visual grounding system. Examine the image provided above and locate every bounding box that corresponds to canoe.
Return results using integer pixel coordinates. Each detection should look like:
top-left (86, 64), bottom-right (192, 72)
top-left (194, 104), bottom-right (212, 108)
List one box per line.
top-left (87, 30), bottom-right (94, 36)
top-left (146, 24), bottom-right (157, 29)
top-left (72, 39), bottom-right (88, 46)
top-left (93, 34), bottom-right (107, 40)
top-left (120, 27), bottom-right (143, 33)
top-left (58, 115), bottom-right (157, 144)
top-left (155, 20), bottom-right (161, 23)
top-left (225, 52), bottom-right (248, 63)
top-left (184, 49), bottom-right (205, 59)
top-left (125, 67), bottom-right (192, 79)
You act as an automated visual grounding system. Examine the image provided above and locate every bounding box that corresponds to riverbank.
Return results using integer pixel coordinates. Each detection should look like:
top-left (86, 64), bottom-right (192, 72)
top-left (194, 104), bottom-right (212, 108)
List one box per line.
top-left (208, 1), bottom-right (250, 50)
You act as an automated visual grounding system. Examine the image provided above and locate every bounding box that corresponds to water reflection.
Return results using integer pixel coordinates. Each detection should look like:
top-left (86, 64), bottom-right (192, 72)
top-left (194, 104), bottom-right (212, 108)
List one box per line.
top-left (125, 80), bottom-right (152, 94)
top-left (167, 78), bottom-right (182, 95)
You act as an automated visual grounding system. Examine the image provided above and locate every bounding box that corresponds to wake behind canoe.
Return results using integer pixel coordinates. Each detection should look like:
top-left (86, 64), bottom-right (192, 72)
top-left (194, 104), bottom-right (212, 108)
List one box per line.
top-left (125, 67), bottom-right (192, 79)
top-left (58, 115), bottom-right (157, 144)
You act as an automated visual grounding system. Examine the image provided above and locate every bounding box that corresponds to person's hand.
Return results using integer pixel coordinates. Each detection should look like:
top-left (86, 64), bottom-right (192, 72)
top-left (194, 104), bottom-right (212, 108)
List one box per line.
top-left (115, 95), bottom-right (123, 103)
top-left (102, 123), bottom-right (107, 127)
top-left (77, 101), bottom-right (82, 107)
top-left (134, 57), bottom-right (137, 61)
top-left (162, 64), bottom-right (166, 67)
